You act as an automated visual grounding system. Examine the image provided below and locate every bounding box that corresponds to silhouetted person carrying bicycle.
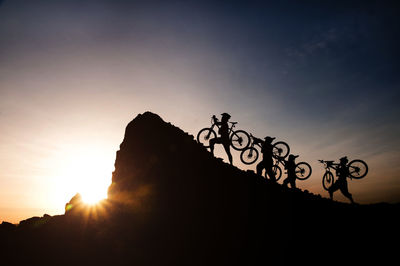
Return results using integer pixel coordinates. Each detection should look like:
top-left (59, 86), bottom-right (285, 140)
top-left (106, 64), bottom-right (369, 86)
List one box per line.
top-left (282, 154), bottom-right (298, 188)
top-left (328, 156), bottom-right (355, 204)
top-left (209, 113), bottom-right (233, 165)
top-left (256, 136), bottom-right (276, 182)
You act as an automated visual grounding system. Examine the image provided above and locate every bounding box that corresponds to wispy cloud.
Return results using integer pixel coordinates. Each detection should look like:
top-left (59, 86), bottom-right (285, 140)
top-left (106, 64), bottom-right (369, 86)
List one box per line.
top-left (285, 27), bottom-right (340, 60)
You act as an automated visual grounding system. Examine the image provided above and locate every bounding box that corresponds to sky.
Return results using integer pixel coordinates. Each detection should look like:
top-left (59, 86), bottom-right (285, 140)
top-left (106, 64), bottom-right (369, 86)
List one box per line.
top-left (1, 0), bottom-right (399, 223)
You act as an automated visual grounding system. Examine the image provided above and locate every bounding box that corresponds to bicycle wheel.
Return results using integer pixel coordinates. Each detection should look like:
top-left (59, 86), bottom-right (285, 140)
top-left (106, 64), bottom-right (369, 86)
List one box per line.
top-left (266, 165), bottom-right (282, 181)
top-left (230, 130), bottom-right (250, 151)
top-left (272, 141), bottom-right (290, 159)
top-left (348, 159), bottom-right (368, 179)
top-left (322, 172), bottom-right (334, 191)
top-left (240, 147), bottom-right (259, 165)
top-left (197, 128), bottom-right (216, 148)
top-left (295, 162), bottom-right (312, 180)
top-left (273, 165), bottom-right (283, 181)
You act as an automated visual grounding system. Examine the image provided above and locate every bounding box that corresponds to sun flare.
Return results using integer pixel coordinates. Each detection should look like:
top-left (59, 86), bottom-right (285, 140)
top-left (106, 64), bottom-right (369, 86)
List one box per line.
top-left (80, 180), bottom-right (108, 205)
top-left (51, 146), bottom-right (113, 211)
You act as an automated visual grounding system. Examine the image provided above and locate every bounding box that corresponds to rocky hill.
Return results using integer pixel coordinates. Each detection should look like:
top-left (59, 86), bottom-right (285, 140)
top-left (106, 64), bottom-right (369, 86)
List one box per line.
top-left (1, 112), bottom-right (398, 265)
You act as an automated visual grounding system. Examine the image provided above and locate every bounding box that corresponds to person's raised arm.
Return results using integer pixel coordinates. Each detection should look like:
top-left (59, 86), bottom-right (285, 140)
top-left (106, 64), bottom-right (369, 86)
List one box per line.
top-left (212, 115), bottom-right (223, 126)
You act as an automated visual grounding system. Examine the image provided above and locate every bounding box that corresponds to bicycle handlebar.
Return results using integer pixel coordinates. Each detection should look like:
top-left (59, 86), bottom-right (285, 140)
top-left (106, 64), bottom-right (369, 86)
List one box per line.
top-left (211, 115), bottom-right (218, 124)
top-left (319, 160), bottom-right (339, 170)
top-left (318, 160), bottom-right (335, 163)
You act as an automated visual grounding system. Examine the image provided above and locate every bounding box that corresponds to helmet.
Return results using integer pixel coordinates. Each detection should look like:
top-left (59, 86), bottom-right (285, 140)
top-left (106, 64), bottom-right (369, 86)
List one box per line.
top-left (340, 156), bottom-right (348, 163)
top-left (264, 136), bottom-right (275, 143)
top-left (221, 113), bottom-right (231, 119)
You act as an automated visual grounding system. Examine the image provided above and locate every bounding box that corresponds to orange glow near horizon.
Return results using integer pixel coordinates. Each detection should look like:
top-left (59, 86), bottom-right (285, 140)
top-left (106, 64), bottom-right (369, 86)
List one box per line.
top-left (49, 145), bottom-right (113, 210)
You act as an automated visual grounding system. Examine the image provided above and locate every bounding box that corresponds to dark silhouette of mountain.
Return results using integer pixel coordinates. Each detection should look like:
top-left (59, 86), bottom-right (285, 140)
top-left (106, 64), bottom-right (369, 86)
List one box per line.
top-left (0, 112), bottom-right (398, 265)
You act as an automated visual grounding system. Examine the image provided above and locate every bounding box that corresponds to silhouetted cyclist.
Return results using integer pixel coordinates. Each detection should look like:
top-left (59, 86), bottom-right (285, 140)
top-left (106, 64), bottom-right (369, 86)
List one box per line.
top-left (256, 136), bottom-right (276, 182)
top-left (282, 154), bottom-right (298, 188)
top-left (209, 113), bottom-right (233, 165)
top-left (329, 156), bottom-right (355, 204)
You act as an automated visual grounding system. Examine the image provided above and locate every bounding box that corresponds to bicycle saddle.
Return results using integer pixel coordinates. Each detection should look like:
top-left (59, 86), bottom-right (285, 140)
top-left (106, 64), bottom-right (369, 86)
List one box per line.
top-left (230, 122), bottom-right (238, 125)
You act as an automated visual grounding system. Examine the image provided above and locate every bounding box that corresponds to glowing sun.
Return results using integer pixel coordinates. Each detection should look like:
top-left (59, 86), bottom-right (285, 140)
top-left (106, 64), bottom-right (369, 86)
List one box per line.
top-left (51, 146), bottom-right (113, 209)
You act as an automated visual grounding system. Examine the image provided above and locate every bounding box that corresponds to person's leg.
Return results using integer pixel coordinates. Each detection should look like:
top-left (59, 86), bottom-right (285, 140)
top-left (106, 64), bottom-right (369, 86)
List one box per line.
top-left (209, 139), bottom-right (215, 154)
top-left (282, 177), bottom-right (289, 187)
top-left (256, 161), bottom-right (265, 176)
top-left (209, 137), bottom-right (222, 155)
top-left (223, 142), bottom-right (233, 165)
top-left (265, 165), bottom-right (276, 182)
top-left (340, 182), bottom-right (354, 204)
top-left (328, 181), bottom-right (340, 200)
top-left (289, 177), bottom-right (296, 189)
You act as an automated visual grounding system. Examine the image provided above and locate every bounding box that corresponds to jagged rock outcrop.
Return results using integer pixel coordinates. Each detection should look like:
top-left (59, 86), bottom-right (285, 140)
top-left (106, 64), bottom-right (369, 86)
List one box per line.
top-left (65, 193), bottom-right (83, 213)
top-left (107, 112), bottom-right (260, 263)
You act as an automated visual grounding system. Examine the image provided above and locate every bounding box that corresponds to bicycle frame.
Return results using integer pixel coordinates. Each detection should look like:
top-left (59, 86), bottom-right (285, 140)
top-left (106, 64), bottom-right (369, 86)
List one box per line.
top-left (197, 115), bottom-right (250, 151)
top-left (248, 133), bottom-right (283, 169)
top-left (247, 134), bottom-right (263, 150)
top-left (319, 160), bottom-right (339, 190)
top-left (247, 133), bottom-right (285, 162)
top-left (319, 160), bottom-right (339, 175)
top-left (273, 155), bottom-right (287, 174)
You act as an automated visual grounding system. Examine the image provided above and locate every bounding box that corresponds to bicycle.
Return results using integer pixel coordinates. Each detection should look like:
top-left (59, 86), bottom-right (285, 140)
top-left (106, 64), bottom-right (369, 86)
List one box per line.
top-left (319, 159), bottom-right (368, 190)
top-left (197, 115), bottom-right (250, 151)
top-left (239, 134), bottom-right (310, 180)
top-left (240, 133), bottom-right (290, 165)
top-left (273, 155), bottom-right (312, 182)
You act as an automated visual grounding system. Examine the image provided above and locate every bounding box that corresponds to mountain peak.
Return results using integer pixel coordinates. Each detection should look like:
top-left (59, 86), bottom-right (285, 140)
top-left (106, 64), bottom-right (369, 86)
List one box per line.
top-left (107, 111), bottom-right (214, 211)
top-left (130, 111), bottom-right (164, 124)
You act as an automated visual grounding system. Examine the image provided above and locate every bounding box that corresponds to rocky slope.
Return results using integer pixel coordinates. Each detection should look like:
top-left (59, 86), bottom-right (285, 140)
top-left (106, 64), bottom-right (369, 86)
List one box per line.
top-left (1, 112), bottom-right (398, 265)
